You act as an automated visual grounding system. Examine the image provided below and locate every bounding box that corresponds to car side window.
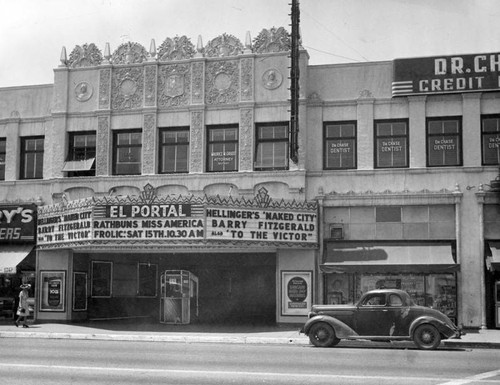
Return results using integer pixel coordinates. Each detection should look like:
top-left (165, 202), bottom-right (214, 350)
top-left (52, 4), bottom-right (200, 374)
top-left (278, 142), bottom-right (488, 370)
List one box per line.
top-left (362, 293), bottom-right (386, 306)
top-left (388, 294), bottom-right (403, 306)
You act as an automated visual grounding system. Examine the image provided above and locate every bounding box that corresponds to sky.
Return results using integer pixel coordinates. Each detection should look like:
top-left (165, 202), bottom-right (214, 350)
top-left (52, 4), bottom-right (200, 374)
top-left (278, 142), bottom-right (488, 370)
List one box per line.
top-left (0, 0), bottom-right (499, 88)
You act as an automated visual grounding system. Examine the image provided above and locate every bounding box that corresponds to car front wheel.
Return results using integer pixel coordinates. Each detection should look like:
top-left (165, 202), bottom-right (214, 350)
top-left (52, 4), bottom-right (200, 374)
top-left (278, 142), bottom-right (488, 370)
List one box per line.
top-left (308, 322), bottom-right (340, 347)
top-left (413, 324), bottom-right (441, 350)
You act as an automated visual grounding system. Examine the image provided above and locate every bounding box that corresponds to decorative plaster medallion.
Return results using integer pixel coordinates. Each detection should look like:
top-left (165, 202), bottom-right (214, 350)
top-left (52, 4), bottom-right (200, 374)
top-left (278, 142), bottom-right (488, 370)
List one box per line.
top-left (262, 68), bottom-right (282, 90)
top-left (120, 78), bottom-right (138, 98)
top-left (214, 72), bottom-right (232, 91)
top-left (75, 81), bottom-right (93, 102)
top-left (166, 73), bottom-right (185, 97)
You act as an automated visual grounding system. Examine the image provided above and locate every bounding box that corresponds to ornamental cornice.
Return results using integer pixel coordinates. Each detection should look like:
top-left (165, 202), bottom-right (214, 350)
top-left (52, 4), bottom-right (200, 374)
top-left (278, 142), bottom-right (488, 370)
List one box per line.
top-left (319, 188), bottom-right (462, 206)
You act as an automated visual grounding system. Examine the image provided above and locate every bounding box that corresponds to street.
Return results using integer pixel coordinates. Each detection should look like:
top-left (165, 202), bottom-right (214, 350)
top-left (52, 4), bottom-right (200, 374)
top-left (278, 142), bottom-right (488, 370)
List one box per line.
top-left (1, 338), bottom-right (500, 384)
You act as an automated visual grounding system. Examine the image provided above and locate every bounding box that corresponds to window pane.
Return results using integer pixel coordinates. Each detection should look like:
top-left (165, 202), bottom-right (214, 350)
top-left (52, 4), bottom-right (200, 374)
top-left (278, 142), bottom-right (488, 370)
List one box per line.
top-left (21, 137), bottom-right (44, 179)
top-left (482, 118), bottom-right (499, 133)
top-left (207, 126), bottom-right (238, 172)
top-left (428, 121), bottom-right (443, 134)
top-left (482, 133), bottom-right (500, 165)
top-left (428, 135), bottom-right (460, 166)
top-left (326, 139), bottom-right (355, 168)
top-left (376, 206), bottom-right (402, 222)
top-left (0, 139), bottom-right (6, 153)
top-left (443, 120), bottom-right (458, 134)
top-left (375, 122), bottom-right (408, 168)
top-left (377, 123), bottom-right (392, 136)
top-left (160, 129), bottom-right (189, 173)
top-left (376, 137), bottom-right (407, 167)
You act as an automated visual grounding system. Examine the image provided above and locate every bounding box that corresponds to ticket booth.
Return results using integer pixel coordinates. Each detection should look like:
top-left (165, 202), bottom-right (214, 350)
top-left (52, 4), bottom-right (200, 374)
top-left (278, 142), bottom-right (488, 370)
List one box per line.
top-left (496, 281), bottom-right (500, 328)
top-left (160, 270), bottom-right (198, 324)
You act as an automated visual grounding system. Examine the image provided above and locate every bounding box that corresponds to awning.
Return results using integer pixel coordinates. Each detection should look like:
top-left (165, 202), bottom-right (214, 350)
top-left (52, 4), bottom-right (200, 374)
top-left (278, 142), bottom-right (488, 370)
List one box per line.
top-left (321, 241), bottom-right (458, 274)
top-left (0, 245), bottom-right (34, 274)
top-left (485, 241), bottom-right (500, 272)
top-left (62, 158), bottom-right (95, 172)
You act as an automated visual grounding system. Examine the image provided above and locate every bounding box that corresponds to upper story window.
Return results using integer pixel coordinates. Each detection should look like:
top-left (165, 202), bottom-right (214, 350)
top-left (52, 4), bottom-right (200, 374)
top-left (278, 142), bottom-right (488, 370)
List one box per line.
top-left (255, 123), bottom-right (289, 171)
top-left (159, 128), bottom-right (189, 174)
top-left (113, 130), bottom-right (142, 175)
top-left (427, 117), bottom-right (462, 167)
top-left (20, 136), bottom-right (44, 180)
top-left (64, 132), bottom-right (96, 177)
top-left (0, 138), bottom-right (5, 180)
top-left (375, 120), bottom-right (409, 168)
top-left (207, 125), bottom-right (238, 172)
top-left (481, 115), bottom-right (500, 165)
top-left (324, 122), bottom-right (356, 169)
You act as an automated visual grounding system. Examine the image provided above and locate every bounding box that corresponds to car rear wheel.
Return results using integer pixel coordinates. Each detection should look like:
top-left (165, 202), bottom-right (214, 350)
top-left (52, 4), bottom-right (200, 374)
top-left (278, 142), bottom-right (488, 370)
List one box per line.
top-left (413, 324), bottom-right (441, 350)
top-left (308, 322), bottom-right (340, 347)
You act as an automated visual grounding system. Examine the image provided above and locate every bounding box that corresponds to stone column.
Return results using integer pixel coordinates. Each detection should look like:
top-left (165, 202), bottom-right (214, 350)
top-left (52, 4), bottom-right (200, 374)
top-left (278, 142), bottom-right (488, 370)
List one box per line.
top-left (356, 93), bottom-right (375, 170)
top-left (239, 107), bottom-right (254, 171)
top-left (408, 95), bottom-right (427, 168)
top-left (142, 113), bottom-right (157, 175)
top-left (96, 66), bottom-right (112, 176)
top-left (5, 113), bottom-right (20, 181)
top-left (190, 110), bottom-right (205, 173)
top-left (462, 93), bottom-right (482, 167)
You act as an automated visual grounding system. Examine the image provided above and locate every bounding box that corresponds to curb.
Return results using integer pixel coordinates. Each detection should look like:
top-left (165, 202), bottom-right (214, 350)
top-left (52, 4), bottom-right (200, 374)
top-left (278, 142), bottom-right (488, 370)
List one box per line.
top-left (0, 331), bottom-right (309, 345)
top-left (2, 331), bottom-right (499, 349)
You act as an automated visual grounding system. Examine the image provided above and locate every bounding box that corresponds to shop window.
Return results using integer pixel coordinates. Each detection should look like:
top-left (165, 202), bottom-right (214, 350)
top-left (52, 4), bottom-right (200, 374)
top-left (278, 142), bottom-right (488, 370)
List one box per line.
top-left (91, 261), bottom-right (113, 298)
top-left (255, 123), bottom-right (289, 171)
top-left (324, 122), bottom-right (356, 169)
top-left (207, 125), bottom-right (238, 172)
top-left (159, 128), bottom-right (189, 174)
top-left (0, 138), bottom-right (5, 180)
top-left (325, 272), bottom-right (457, 324)
top-left (137, 263), bottom-right (158, 297)
top-left (426, 118), bottom-right (462, 167)
top-left (481, 115), bottom-right (500, 165)
top-left (64, 132), bottom-right (96, 177)
top-left (113, 130), bottom-right (142, 175)
top-left (20, 136), bottom-right (44, 180)
top-left (375, 120), bottom-right (409, 168)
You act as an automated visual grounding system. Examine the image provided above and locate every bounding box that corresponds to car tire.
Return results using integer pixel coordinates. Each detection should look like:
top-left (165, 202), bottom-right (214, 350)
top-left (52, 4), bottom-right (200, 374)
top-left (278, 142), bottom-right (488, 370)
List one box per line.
top-left (308, 322), bottom-right (340, 347)
top-left (413, 324), bottom-right (441, 350)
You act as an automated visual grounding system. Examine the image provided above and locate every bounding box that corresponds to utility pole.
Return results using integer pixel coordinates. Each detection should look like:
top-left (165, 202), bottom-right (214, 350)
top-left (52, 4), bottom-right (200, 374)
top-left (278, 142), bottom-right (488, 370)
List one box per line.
top-left (289, 0), bottom-right (300, 164)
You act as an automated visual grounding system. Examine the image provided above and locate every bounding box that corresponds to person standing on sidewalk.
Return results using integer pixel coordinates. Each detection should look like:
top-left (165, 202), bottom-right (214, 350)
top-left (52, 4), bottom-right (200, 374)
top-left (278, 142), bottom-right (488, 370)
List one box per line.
top-left (15, 284), bottom-right (31, 328)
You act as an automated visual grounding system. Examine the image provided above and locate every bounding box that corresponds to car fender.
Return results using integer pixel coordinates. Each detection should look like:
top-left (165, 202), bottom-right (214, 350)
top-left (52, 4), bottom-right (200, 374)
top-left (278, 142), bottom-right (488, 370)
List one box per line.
top-left (409, 316), bottom-right (448, 337)
top-left (302, 315), bottom-right (358, 338)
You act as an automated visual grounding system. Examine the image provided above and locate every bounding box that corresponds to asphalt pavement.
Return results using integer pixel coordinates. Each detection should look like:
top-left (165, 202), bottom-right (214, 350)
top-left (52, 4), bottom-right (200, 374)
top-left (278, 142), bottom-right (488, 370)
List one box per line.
top-left (0, 317), bottom-right (499, 349)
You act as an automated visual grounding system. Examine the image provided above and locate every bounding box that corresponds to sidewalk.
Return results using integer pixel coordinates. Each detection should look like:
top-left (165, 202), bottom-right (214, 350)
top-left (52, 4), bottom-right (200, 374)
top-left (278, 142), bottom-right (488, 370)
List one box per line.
top-left (0, 318), bottom-right (499, 349)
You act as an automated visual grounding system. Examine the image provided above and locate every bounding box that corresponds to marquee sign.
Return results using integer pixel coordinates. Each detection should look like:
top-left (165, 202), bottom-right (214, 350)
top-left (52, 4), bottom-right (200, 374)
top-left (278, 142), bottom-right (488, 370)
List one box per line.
top-left (37, 185), bottom-right (318, 249)
top-left (392, 52), bottom-right (500, 97)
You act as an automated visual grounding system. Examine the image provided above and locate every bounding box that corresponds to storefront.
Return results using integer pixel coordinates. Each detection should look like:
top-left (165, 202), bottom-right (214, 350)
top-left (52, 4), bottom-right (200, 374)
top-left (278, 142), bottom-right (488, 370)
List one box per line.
top-left (321, 241), bottom-right (458, 323)
top-left (35, 185), bottom-right (318, 324)
top-left (0, 204), bottom-right (37, 319)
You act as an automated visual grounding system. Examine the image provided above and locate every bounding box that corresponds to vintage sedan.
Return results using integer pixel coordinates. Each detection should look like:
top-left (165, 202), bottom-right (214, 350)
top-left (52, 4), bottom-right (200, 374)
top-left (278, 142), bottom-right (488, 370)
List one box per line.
top-left (300, 289), bottom-right (461, 350)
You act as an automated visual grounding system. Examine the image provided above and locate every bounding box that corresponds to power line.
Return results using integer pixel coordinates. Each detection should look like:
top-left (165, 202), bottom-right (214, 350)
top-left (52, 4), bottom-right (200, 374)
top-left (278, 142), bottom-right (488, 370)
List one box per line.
top-left (301, 7), bottom-right (370, 62)
top-left (303, 45), bottom-right (363, 62)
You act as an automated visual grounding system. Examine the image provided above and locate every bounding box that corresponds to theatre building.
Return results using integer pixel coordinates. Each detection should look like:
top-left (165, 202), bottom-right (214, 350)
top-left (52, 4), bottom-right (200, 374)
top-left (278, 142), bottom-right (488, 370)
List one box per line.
top-left (0, 27), bottom-right (319, 325)
top-left (1, 26), bottom-right (500, 329)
